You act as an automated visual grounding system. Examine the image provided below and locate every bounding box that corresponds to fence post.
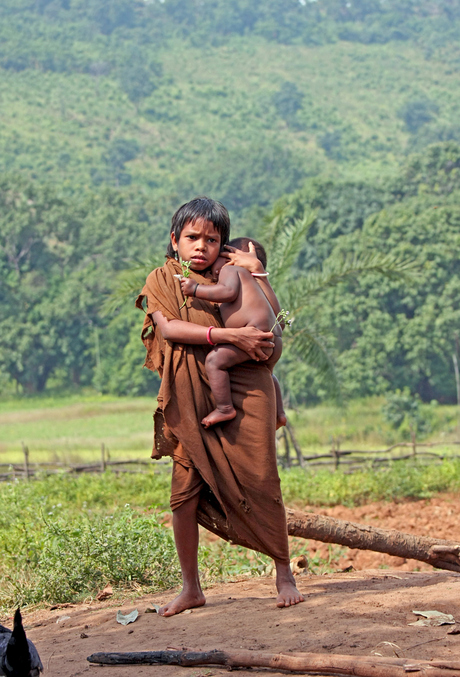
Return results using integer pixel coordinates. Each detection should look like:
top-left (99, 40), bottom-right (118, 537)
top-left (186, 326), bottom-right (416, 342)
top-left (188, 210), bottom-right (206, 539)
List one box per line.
top-left (286, 419), bottom-right (304, 468)
top-left (100, 443), bottom-right (106, 472)
top-left (281, 428), bottom-right (291, 467)
top-left (22, 442), bottom-right (30, 481)
top-left (332, 437), bottom-right (340, 471)
top-left (411, 431), bottom-right (417, 457)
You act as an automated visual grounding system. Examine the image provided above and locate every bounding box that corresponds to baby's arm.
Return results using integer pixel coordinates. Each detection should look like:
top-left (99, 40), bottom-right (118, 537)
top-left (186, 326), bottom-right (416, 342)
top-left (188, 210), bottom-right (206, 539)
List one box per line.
top-left (181, 266), bottom-right (240, 303)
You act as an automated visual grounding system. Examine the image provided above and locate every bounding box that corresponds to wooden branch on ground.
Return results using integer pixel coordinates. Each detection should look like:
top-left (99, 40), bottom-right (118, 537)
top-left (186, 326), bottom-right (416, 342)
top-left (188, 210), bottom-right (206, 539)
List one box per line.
top-left (286, 508), bottom-right (460, 572)
top-left (87, 648), bottom-right (460, 676)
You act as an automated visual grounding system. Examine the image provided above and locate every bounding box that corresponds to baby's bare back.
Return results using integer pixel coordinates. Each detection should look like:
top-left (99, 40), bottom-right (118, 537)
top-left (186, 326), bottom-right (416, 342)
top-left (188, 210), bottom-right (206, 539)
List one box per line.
top-left (219, 266), bottom-right (278, 333)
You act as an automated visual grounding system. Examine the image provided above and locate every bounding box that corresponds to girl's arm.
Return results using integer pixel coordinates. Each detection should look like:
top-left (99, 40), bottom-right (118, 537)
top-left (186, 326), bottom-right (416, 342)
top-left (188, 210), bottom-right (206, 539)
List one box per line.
top-left (180, 267), bottom-right (240, 303)
top-left (151, 311), bottom-right (274, 361)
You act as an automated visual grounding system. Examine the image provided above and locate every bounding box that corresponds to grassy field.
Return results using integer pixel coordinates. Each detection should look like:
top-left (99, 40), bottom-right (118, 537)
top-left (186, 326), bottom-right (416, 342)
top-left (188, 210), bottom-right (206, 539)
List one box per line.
top-left (2, 456), bottom-right (460, 612)
top-left (0, 394), bottom-right (156, 464)
top-left (2, 393), bottom-right (460, 612)
top-left (1, 393), bottom-right (459, 465)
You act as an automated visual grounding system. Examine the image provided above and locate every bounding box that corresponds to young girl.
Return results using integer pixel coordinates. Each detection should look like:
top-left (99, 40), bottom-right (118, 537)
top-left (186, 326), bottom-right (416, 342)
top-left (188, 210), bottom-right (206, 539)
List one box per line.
top-left (180, 237), bottom-right (287, 430)
top-left (137, 197), bottom-right (303, 616)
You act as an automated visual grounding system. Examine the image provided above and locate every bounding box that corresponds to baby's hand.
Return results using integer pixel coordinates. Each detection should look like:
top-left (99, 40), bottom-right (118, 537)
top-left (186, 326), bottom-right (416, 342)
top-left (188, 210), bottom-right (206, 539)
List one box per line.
top-left (180, 277), bottom-right (197, 296)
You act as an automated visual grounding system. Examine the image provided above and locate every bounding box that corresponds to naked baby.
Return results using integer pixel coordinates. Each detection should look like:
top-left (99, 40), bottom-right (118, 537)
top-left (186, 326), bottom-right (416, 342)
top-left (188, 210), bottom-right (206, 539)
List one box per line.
top-left (180, 238), bottom-right (286, 429)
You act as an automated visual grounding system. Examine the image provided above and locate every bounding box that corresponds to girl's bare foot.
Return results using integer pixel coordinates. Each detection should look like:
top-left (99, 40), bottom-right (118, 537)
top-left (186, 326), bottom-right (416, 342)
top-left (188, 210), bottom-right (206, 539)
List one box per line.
top-left (158, 589), bottom-right (206, 617)
top-left (202, 406), bottom-right (236, 429)
top-left (275, 564), bottom-right (304, 608)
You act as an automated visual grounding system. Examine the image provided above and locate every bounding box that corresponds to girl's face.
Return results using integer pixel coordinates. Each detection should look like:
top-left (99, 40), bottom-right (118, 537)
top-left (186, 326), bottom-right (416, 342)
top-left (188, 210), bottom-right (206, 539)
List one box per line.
top-left (171, 218), bottom-right (221, 272)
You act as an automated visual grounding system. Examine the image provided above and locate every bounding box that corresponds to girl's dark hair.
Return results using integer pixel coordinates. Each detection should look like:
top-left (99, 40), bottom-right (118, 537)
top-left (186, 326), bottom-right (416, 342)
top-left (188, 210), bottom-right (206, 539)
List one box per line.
top-left (229, 237), bottom-right (267, 270)
top-left (166, 196), bottom-right (231, 258)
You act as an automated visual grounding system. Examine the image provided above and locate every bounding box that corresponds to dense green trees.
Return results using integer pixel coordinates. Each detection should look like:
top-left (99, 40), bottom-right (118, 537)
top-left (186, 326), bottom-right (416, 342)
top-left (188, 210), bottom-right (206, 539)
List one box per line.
top-left (264, 143), bottom-right (460, 404)
top-left (2, 0), bottom-right (459, 48)
top-left (1, 0), bottom-right (460, 224)
top-left (2, 0), bottom-right (460, 77)
top-left (0, 177), bottom-right (166, 393)
top-left (2, 1), bottom-right (460, 403)
top-left (3, 142), bottom-right (460, 403)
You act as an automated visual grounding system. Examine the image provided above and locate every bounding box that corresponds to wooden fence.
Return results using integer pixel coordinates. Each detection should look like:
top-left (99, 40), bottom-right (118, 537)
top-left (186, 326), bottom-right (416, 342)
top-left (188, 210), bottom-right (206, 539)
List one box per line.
top-left (0, 443), bottom-right (169, 482)
top-left (277, 424), bottom-right (460, 471)
top-left (2, 434), bottom-right (460, 482)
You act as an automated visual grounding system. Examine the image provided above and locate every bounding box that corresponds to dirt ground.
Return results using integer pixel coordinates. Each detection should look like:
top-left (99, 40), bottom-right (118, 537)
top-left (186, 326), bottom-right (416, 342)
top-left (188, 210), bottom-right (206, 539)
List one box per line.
top-left (10, 494), bottom-right (460, 676)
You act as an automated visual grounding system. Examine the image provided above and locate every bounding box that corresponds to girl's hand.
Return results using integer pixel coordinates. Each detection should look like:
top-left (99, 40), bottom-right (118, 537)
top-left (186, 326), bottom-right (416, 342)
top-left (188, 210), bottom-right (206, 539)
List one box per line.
top-left (180, 277), bottom-right (198, 296)
top-left (229, 326), bottom-right (274, 361)
top-left (220, 242), bottom-right (265, 274)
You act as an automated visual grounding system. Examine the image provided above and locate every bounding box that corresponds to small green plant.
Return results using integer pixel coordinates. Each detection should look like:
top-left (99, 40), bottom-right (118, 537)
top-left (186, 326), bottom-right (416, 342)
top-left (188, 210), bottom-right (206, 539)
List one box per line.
top-left (34, 506), bottom-right (179, 602)
top-left (178, 260), bottom-right (192, 309)
top-left (271, 309), bottom-right (292, 332)
top-left (0, 500), bottom-right (180, 609)
top-left (180, 260), bottom-right (192, 277)
top-left (199, 541), bottom-right (271, 581)
top-left (308, 545), bottom-right (346, 575)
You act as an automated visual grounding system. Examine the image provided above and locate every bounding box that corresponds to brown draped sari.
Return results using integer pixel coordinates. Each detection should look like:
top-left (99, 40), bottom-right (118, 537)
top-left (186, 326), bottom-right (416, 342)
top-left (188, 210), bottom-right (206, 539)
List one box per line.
top-left (137, 257), bottom-right (289, 563)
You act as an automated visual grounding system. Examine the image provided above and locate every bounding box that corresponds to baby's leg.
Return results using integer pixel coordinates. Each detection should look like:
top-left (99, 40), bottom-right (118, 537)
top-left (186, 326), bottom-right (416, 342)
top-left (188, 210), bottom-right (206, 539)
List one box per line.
top-left (203, 345), bottom-right (249, 428)
top-left (272, 374), bottom-right (287, 429)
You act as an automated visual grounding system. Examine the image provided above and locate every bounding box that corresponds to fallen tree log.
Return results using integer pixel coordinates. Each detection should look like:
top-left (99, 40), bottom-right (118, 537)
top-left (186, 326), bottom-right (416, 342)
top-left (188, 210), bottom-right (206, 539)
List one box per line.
top-left (87, 648), bottom-right (460, 676)
top-left (286, 508), bottom-right (460, 572)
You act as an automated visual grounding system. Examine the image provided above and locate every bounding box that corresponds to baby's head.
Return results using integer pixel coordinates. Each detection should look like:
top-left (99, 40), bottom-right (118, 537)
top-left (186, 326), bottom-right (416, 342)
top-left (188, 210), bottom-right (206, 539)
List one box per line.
top-left (211, 237), bottom-right (268, 282)
top-left (228, 237), bottom-right (267, 269)
top-left (166, 196), bottom-right (230, 263)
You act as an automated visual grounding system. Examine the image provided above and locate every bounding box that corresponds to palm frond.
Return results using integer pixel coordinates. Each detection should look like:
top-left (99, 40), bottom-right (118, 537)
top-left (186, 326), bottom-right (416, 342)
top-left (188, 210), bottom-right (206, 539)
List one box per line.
top-left (262, 210), bottom-right (316, 286)
top-left (285, 324), bottom-right (341, 400)
top-left (285, 251), bottom-right (419, 313)
top-left (102, 255), bottom-right (163, 315)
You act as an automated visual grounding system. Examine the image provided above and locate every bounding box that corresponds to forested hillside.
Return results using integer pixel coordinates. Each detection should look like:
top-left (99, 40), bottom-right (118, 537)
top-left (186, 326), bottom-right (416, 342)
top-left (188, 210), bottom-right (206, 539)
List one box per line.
top-left (2, 0), bottom-right (460, 218)
top-left (271, 143), bottom-right (460, 404)
top-left (1, 0), bottom-right (460, 402)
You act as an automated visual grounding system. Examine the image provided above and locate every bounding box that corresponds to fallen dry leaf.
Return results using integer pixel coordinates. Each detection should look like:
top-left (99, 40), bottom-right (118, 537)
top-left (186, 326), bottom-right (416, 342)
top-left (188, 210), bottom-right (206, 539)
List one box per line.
top-left (145, 605), bottom-right (161, 614)
top-left (116, 609), bottom-right (139, 626)
top-left (409, 610), bottom-right (455, 627)
top-left (290, 555), bottom-right (308, 575)
top-left (96, 585), bottom-right (113, 601)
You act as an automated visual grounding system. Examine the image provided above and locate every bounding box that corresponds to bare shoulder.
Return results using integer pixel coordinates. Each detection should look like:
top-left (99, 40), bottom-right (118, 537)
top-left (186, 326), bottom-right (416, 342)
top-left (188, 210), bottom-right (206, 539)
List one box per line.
top-left (220, 265), bottom-right (251, 279)
top-left (219, 264), bottom-right (244, 280)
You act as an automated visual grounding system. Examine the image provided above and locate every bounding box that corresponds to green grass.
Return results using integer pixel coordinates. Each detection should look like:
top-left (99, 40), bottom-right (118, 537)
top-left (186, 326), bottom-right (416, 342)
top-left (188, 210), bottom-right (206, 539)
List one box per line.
top-left (2, 394), bottom-right (460, 612)
top-left (288, 397), bottom-right (460, 451)
top-left (280, 459), bottom-right (460, 507)
top-left (2, 456), bottom-right (460, 612)
top-left (0, 470), bottom-right (316, 611)
top-left (0, 394), bottom-right (155, 463)
top-left (2, 394), bottom-right (460, 466)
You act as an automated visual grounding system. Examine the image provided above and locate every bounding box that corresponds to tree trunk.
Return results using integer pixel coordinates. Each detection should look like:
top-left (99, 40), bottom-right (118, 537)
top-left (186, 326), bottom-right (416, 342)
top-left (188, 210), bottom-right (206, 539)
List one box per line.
top-left (87, 649), bottom-right (460, 676)
top-left (286, 509), bottom-right (460, 572)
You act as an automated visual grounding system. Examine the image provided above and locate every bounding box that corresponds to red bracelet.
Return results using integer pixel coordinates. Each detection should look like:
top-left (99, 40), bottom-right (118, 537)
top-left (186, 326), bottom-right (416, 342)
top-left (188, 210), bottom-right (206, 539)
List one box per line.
top-left (207, 326), bottom-right (216, 346)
